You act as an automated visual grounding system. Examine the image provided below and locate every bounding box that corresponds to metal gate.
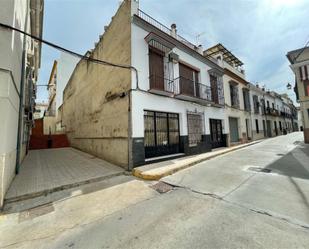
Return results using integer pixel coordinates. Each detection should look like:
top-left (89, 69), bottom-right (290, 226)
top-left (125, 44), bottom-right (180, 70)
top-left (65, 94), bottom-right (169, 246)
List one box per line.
top-left (144, 111), bottom-right (180, 158)
top-left (210, 119), bottom-right (225, 148)
top-left (229, 117), bottom-right (239, 143)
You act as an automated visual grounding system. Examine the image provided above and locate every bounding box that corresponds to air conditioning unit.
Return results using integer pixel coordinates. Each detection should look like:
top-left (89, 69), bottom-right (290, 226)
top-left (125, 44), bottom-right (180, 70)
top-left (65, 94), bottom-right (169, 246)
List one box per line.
top-left (168, 52), bottom-right (179, 63)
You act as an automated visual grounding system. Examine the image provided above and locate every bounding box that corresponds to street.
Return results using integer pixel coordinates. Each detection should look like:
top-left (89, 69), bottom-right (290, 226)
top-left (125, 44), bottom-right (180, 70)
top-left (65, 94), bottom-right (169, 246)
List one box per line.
top-left (1, 132), bottom-right (309, 249)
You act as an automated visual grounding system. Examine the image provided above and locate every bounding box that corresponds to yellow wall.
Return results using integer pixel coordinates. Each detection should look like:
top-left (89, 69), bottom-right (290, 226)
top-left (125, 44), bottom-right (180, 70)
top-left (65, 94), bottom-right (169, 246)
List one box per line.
top-left (62, 0), bottom-right (132, 168)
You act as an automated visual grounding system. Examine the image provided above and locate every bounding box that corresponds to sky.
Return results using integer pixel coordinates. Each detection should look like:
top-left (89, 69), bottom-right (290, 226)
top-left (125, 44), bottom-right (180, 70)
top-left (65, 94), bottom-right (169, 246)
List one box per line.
top-left (37, 0), bottom-right (309, 103)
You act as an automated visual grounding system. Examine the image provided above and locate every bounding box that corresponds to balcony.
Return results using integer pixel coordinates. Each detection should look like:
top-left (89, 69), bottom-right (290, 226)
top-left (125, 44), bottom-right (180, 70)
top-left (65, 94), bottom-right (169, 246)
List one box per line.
top-left (137, 9), bottom-right (196, 50)
top-left (174, 76), bottom-right (212, 104)
top-left (149, 75), bottom-right (174, 97)
top-left (266, 107), bottom-right (279, 116)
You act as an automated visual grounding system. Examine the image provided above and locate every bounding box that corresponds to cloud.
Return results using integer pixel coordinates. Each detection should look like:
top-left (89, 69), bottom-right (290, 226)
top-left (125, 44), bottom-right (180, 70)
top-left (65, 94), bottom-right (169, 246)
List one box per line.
top-left (37, 0), bottom-right (309, 104)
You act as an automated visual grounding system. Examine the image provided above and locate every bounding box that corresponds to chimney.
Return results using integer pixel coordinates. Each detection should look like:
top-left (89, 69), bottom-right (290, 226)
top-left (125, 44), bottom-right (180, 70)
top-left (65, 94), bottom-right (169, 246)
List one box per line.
top-left (131, 0), bottom-right (139, 16)
top-left (197, 44), bottom-right (203, 55)
top-left (171, 24), bottom-right (177, 38)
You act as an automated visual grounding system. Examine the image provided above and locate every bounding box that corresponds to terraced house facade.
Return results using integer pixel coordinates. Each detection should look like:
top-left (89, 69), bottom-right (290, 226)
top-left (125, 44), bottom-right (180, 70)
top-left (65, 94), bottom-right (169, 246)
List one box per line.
top-left (61, 0), bottom-right (298, 170)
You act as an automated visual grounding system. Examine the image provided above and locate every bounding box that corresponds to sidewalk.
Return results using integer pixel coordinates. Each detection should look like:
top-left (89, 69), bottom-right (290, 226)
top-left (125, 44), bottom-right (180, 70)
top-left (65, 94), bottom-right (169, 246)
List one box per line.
top-left (4, 148), bottom-right (124, 203)
top-left (133, 140), bottom-right (263, 180)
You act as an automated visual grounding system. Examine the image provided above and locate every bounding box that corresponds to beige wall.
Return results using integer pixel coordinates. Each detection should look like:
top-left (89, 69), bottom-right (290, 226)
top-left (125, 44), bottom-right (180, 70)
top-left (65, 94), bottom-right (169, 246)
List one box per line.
top-left (62, 0), bottom-right (132, 168)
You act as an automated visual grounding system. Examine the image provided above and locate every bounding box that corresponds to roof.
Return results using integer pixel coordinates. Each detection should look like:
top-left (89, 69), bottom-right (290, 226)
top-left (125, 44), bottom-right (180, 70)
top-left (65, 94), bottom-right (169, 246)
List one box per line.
top-left (204, 43), bottom-right (244, 67)
top-left (286, 46), bottom-right (309, 64)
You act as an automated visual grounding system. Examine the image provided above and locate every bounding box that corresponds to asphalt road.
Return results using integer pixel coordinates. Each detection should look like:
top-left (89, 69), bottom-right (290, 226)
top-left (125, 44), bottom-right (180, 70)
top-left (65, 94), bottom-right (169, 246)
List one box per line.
top-left (1, 132), bottom-right (309, 249)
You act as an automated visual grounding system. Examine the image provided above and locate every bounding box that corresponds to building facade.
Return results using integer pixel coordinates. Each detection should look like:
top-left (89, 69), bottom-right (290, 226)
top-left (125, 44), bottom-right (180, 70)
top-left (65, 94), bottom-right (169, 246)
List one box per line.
top-left (61, 0), bottom-right (298, 170)
top-left (205, 44), bottom-right (252, 146)
top-left (287, 47), bottom-right (309, 143)
top-left (0, 0), bottom-right (43, 207)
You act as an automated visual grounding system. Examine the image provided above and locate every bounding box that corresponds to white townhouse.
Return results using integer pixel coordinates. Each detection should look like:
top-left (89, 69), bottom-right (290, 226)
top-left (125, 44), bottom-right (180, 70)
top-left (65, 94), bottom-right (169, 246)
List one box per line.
top-left (248, 84), bottom-right (266, 140)
top-left (204, 44), bottom-right (252, 146)
top-left (287, 47), bottom-right (309, 143)
top-left (131, 5), bottom-right (227, 165)
top-left (61, 0), bottom-right (299, 170)
top-left (0, 0), bottom-right (44, 207)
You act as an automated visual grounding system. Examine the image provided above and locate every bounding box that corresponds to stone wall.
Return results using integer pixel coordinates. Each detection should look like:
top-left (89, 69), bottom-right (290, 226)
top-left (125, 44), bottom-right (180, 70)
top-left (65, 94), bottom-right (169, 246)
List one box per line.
top-left (62, 0), bottom-right (132, 168)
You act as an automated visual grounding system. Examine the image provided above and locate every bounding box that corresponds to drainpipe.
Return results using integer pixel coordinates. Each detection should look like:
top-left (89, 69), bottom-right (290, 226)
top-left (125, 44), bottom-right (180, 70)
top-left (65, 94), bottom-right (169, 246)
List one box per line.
top-left (16, 0), bottom-right (30, 174)
top-left (127, 89), bottom-right (133, 171)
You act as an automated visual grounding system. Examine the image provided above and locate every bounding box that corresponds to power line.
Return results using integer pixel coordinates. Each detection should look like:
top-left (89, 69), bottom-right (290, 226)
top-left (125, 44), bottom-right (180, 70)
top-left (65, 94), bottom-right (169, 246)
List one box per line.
top-left (0, 22), bottom-right (139, 88)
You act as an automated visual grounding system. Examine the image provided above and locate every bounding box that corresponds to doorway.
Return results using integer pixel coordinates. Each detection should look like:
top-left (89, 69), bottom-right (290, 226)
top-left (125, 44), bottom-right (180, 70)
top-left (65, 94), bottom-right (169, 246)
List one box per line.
top-left (229, 117), bottom-right (239, 143)
top-left (144, 111), bottom-right (180, 158)
top-left (210, 119), bottom-right (225, 148)
top-left (266, 120), bottom-right (272, 137)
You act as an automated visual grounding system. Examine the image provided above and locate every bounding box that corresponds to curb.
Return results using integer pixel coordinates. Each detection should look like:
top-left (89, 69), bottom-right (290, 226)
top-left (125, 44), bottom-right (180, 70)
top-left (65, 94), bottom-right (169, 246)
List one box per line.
top-left (133, 140), bottom-right (262, 181)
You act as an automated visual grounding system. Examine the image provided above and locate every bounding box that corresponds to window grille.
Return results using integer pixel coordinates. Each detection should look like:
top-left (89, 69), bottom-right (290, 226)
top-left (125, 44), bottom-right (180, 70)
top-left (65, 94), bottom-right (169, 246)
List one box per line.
top-left (187, 113), bottom-right (204, 146)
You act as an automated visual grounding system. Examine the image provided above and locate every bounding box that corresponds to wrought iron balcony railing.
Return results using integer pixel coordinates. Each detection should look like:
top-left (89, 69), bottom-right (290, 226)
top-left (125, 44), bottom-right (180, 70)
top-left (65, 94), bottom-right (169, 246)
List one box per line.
top-left (149, 75), bottom-right (174, 93)
top-left (137, 9), bottom-right (197, 51)
top-left (174, 76), bottom-right (212, 102)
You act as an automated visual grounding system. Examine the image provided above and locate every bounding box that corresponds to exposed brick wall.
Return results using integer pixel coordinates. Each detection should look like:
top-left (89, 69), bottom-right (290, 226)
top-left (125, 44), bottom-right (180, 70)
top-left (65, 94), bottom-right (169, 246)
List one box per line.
top-left (29, 134), bottom-right (70, 150)
top-left (32, 119), bottom-right (44, 136)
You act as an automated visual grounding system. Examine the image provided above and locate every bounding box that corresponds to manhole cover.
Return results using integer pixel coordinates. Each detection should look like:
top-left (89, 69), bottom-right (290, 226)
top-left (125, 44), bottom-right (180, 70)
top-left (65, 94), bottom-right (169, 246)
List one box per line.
top-left (248, 167), bottom-right (272, 173)
top-left (150, 182), bottom-right (174, 194)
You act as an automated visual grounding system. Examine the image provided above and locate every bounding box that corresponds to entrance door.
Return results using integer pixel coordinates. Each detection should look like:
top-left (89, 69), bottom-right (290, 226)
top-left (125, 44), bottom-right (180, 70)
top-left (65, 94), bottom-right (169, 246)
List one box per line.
top-left (149, 48), bottom-right (165, 90)
top-left (210, 119), bottom-right (225, 148)
top-left (245, 118), bottom-right (250, 140)
top-left (266, 120), bottom-right (272, 137)
top-left (274, 121), bottom-right (278, 136)
top-left (144, 111), bottom-right (180, 158)
top-left (229, 117), bottom-right (239, 143)
top-left (263, 120), bottom-right (266, 137)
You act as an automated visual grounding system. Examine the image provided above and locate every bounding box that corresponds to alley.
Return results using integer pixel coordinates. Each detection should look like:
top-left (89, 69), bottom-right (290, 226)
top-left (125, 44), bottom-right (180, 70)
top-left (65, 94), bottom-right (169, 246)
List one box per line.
top-left (1, 132), bottom-right (309, 249)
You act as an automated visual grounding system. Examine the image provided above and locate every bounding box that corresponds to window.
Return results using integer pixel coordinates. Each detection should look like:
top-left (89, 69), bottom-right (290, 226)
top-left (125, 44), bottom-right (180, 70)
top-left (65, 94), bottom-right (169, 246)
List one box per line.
top-left (260, 99), bottom-right (265, 114)
top-left (230, 83), bottom-right (239, 108)
top-left (253, 95), bottom-right (259, 114)
top-left (272, 103), bottom-right (275, 109)
top-left (267, 101), bottom-right (270, 108)
top-left (187, 113), bottom-right (204, 146)
top-left (243, 89), bottom-right (250, 111)
top-left (255, 119), bottom-right (259, 133)
top-left (304, 80), bottom-right (309, 96)
top-left (279, 121), bottom-right (282, 131)
top-left (179, 63), bottom-right (199, 97)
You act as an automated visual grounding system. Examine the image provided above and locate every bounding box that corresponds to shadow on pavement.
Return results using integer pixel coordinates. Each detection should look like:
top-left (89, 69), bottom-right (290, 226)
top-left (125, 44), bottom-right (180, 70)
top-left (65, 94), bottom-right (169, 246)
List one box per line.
top-left (266, 141), bottom-right (309, 180)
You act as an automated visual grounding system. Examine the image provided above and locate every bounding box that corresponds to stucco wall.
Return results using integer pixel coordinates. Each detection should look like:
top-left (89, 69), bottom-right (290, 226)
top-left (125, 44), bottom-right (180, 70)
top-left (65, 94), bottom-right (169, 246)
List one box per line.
top-left (0, 0), bottom-right (33, 207)
top-left (131, 23), bottom-right (226, 139)
top-left (62, 0), bottom-right (131, 168)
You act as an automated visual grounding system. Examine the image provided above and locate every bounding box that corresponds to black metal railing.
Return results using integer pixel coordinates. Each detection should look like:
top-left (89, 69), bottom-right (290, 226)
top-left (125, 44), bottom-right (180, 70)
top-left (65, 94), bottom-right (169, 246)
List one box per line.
top-left (137, 9), bottom-right (197, 51)
top-left (149, 75), bottom-right (174, 93)
top-left (174, 76), bottom-right (212, 102)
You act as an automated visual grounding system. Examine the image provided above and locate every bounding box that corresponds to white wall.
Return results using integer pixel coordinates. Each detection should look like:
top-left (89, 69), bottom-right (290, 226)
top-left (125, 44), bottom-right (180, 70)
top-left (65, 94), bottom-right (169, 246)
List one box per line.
top-left (56, 53), bottom-right (79, 113)
top-left (131, 24), bottom-right (225, 138)
top-left (0, 0), bottom-right (32, 207)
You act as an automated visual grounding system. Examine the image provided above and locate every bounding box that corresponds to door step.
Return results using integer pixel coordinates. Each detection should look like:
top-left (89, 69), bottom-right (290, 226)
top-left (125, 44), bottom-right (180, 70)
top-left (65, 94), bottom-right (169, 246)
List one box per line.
top-left (145, 153), bottom-right (185, 164)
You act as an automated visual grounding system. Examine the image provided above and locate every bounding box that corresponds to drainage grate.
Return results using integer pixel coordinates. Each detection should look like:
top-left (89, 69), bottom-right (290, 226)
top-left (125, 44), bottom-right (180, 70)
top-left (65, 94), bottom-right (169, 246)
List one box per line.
top-left (248, 167), bottom-right (272, 173)
top-left (150, 182), bottom-right (174, 194)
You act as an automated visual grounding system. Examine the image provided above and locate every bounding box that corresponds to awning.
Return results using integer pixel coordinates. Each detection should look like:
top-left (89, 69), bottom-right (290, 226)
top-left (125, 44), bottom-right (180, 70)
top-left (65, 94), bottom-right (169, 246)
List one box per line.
top-left (145, 32), bottom-right (176, 53)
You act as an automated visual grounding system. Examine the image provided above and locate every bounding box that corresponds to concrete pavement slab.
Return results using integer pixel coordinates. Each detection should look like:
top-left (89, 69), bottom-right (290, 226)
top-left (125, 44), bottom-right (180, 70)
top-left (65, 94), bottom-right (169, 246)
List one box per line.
top-left (5, 148), bottom-right (124, 203)
top-left (47, 189), bottom-right (309, 249)
top-left (0, 176), bottom-right (158, 249)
